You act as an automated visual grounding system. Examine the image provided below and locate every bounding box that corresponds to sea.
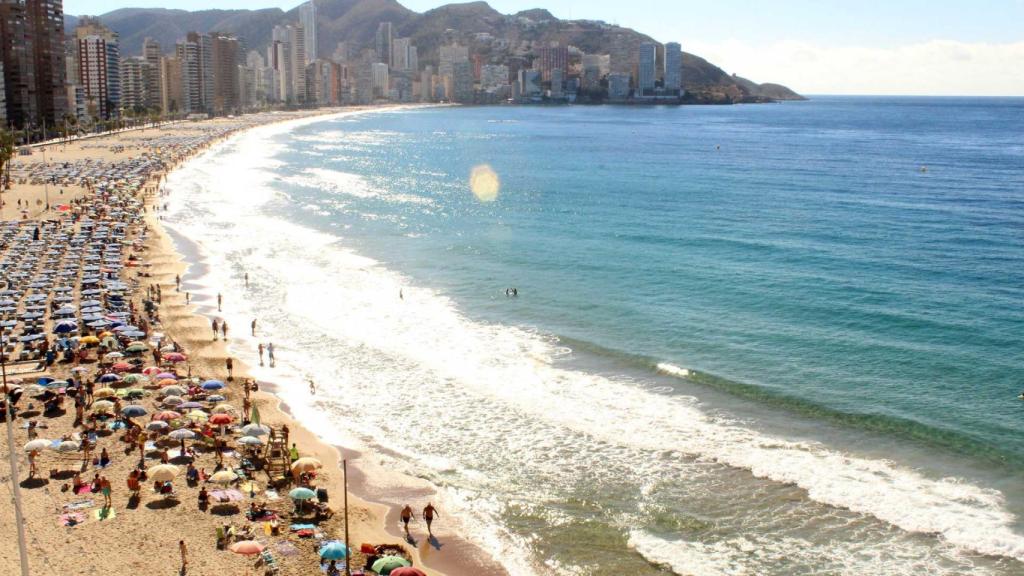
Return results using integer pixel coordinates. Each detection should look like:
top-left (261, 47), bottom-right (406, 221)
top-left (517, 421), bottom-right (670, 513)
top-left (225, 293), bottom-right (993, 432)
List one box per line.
top-left (163, 97), bottom-right (1024, 575)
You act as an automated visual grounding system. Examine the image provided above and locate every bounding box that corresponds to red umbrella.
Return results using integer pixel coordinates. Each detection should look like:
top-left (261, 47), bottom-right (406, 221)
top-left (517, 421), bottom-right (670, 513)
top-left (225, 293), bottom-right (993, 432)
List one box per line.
top-left (229, 540), bottom-right (265, 555)
top-left (163, 352), bottom-right (187, 363)
top-left (209, 414), bottom-right (233, 425)
top-left (111, 362), bottom-right (133, 372)
top-left (390, 568), bottom-right (427, 576)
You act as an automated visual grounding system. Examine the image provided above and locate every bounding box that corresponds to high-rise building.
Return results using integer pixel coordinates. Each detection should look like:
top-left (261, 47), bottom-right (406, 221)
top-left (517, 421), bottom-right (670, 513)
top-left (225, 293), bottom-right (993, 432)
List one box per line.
top-left (0, 0), bottom-right (34, 127)
top-left (549, 68), bottom-right (564, 99)
top-left (76, 18), bottom-right (120, 119)
top-left (210, 32), bottom-right (240, 113)
top-left (420, 66), bottom-right (433, 102)
top-left (176, 38), bottom-right (201, 113)
top-left (161, 56), bottom-right (183, 113)
top-left (536, 45), bottom-right (568, 82)
top-left (518, 69), bottom-right (541, 98)
top-left (439, 44), bottom-right (469, 65)
top-left (142, 38), bottom-right (164, 110)
top-left (391, 37), bottom-right (410, 70)
top-left (119, 57), bottom-right (146, 112)
top-left (27, 0), bottom-right (67, 125)
top-left (298, 1), bottom-right (317, 64)
top-left (370, 62), bottom-right (388, 99)
top-left (186, 32), bottom-right (214, 112)
top-left (664, 42), bottom-right (682, 95)
top-left (637, 42), bottom-right (656, 96)
top-left (289, 25), bottom-right (307, 103)
top-left (375, 22), bottom-right (393, 65)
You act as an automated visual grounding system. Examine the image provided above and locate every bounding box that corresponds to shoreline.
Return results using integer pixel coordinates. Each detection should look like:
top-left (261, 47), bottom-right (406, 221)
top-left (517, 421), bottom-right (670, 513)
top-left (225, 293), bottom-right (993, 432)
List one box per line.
top-left (150, 106), bottom-right (511, 576)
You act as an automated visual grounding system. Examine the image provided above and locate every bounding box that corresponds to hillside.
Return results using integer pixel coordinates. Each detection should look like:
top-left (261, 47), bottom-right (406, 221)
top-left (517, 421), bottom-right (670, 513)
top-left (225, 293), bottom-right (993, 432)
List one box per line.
top-left (67, 0), bottom-right (804, 102)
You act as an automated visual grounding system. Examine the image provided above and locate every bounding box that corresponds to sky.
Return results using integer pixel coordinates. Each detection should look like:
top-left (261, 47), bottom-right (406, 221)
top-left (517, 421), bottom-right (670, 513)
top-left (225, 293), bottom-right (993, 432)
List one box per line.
top-left (64, 0), bottom-right (1024, 96)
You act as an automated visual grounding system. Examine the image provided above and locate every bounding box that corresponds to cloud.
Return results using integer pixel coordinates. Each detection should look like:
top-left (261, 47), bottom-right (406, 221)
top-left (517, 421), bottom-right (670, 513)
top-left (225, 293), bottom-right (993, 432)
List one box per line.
top-left (685, 39), bottom-right (1024, 96)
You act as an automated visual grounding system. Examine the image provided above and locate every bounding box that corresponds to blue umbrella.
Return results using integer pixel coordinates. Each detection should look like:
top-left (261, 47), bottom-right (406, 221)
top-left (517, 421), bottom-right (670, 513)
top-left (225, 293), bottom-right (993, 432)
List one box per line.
top-left (53, 321), bottom-right (77, 334)
top-left (201, 380), bottom-right (225, 391)
top-left (98, 373), bottom-right (121, 383)
top-left (319, 541), bottom-right (349, 561)
top-left (122, 330), bottom-right (146, 338)
top-left (122, 405), bottom-right (148, 418)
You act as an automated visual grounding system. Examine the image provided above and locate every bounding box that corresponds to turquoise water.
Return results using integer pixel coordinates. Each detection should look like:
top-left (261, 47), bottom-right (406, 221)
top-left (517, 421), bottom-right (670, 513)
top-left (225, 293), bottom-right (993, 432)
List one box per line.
top-left (167, 98), bottom-right (1024, 575)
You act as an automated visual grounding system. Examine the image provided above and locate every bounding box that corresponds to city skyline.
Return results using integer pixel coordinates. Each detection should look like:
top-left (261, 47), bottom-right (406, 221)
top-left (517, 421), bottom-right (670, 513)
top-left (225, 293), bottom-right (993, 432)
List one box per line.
top-left (61, 0), bottom-right (1024, 96)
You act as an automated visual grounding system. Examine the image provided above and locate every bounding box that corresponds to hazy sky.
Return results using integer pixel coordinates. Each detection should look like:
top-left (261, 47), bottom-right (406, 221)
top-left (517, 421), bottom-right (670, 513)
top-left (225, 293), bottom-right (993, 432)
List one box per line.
top-left (64, 0), bottom-right (1024, 96)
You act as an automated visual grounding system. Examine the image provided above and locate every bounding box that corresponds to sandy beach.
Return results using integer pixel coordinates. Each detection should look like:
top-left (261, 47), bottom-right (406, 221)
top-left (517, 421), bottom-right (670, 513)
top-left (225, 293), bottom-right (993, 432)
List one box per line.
top-left (0, 108), bottom-right (472, 576)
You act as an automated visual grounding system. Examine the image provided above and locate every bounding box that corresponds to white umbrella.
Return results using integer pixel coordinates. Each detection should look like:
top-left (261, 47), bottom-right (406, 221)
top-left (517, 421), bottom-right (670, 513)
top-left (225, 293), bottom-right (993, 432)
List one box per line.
top-left (24, 439), bottom-right (51, 452)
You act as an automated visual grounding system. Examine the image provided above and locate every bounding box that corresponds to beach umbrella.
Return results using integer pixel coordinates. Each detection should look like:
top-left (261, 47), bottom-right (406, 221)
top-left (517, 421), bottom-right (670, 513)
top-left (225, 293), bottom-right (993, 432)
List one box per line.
top-left (163, 352), bottom-right (187, 363)
top-left (168, 429), bottom-right (195, 441)
top-left (142, 366), bottom-right (162, 376)
top-left (288, 487), bottom-right (316, 501)
top-left (208, 395), bottom-right (226, 402)
top-left (209, 470), bottom-right (238, 485)
top-left (291, 457), bottom-right (323, 474)
top-left (43, 380), bottom-right (69, 389)
top-left (211, 403), bottom-right (235, 414)
top-left (389, 568), bottom-right (427, 576)
top-left (157, 379), bottom-right (178, 388)
top-left (125, 343), bottom-right (148, 354)
top-left (98, 373), bottom-right (120, 383)
top-left (318, 542), bottom-right (349, 561)
top-left (23, 439), bottom-right (51, 453)
top-left (208, 414), bottom-right (233, 426)
top-left (121, 405), bottom-right (148, 418)
top-left (236, 436), bottom-right (263, 447)
top-left (91, 400), bottom-right (115, 413)
top-left (56, 440), bottom-right (80, 453)
top-left (111, 362), bottom-right (132, 372)
top-left (122, 373), bottom-right (148, 384)
top-left (240, 423), bottom-right (269, 437)
top-left (162, 396), bottom-right (184, 407)
top-left (146, 421), bottom-right (169, 431)
top-left (118, 388), bottom-right (146, 400)
top-left (148, 464), bottom-right (180, 482)
top-left (201, 380), bottom-right (225, 391)
top-left (229, 541), bottom-right (264, 556)
top-left (179, 401), bottom-right (204, 410)
top-left (155, 372), bottom-right (176, 381)
top-left (372, 557), bottom-right (412, 575)
top-left (152, 410), bottom-right (182, 421)
top-left (160, 385), bottom-right (186, 396)
top-left (187, 410), bottom-right (209, 422)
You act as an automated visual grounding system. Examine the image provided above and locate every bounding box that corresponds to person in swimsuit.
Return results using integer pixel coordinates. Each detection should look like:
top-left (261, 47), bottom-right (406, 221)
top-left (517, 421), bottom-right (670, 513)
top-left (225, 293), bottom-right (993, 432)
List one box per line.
top-left (400, 505), bottom-right (414, 536)
top-left (423, 503), bottom-right (439, 535)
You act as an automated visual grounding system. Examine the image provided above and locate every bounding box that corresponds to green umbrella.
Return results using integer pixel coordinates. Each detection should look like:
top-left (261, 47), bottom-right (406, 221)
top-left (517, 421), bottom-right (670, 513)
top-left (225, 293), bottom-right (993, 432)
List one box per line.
top-left (125, 343), bottom-right (148, 353)
top-left (372, 557), bottom-right (412, 575)
top-left (250, 405), bottom-right (261, 426)
top-left (288, 487), bottom-right (316, 500)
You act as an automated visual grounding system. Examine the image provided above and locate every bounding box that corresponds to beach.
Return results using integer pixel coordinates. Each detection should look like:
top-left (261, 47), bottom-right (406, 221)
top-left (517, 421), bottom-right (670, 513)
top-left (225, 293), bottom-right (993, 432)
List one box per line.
top-left (0, 108), bottom-right (470, 576)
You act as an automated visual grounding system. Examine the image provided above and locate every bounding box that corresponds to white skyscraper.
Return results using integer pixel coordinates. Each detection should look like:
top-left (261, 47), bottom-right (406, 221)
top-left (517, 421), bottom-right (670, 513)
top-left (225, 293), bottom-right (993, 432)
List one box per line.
top-left (299, 1), bottom-right (317, 64)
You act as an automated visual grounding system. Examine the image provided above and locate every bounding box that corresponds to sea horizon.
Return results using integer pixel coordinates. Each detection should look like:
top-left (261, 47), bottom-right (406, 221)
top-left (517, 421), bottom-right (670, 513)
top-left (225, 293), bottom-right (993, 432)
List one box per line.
top-left (163, 96), bottom-right (1024, 575)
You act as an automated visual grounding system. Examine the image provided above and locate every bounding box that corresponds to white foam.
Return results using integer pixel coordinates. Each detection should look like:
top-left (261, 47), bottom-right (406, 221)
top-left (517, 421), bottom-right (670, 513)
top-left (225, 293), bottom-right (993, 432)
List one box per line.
top-left (657, 362), bottom-right (691, 378)
top-left (163, 111), bottom-right (1024, 575)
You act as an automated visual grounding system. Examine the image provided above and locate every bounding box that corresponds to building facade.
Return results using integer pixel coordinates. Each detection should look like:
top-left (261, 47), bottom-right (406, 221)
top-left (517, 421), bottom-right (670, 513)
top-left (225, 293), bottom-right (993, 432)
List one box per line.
top-left (298, 1), bottom-right (317, 63)
top-left (664, 42), bottom-right (682, 96)
top-left (637, 42), bottom-right (656, 96)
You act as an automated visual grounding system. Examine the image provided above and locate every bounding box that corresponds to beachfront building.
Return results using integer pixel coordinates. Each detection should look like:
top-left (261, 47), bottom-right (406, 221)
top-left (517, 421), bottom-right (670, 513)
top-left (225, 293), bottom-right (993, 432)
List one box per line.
top-left (175, 38), bottom-right (202, 113)
top-left (536, 45), bottom-right (568, 82)
top-left (420, 66), bottom-right (434, 102)
top-left (371, 62), bottom-right (388, 100)
top-left (0, 0), bottom-right (69, 129)
top-left (390, 37), bottom-right (417, 73)
top-left (142, 37), bottom-right (164, 111)
top-left (119, 57), bottom-right (147, 113)
top-left (608, 72), bottom-right (631, 101)
top-left (76, 18), bottom-right (121, 120)
top-left (307, 59), bottom-right (343, 106)
top-left (270, 24), bottom-right (307, 104)
top-left (375, 22), bottom-right (393, 65)
top-left (549, 68), bottom-right (564, 100)
top-left (637, 42), bottom-right (656, 97)
top-left (518, 68), bottom-right (541, 99)
top-left (0, 61), bottom-right (6, 125)
top-left (211, 32), bottom-right (240, 114)
top-left (161, 55), bottom-right (183, 113)
top-left (664, 42), bottom-right (682, 96)
top-left (298, 0), bottom-right (317, 64)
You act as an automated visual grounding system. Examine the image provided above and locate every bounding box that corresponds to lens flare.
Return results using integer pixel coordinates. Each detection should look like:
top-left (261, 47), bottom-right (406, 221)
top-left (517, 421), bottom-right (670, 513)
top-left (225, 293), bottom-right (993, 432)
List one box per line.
top-left (469, 164), bottom-right (500, 202)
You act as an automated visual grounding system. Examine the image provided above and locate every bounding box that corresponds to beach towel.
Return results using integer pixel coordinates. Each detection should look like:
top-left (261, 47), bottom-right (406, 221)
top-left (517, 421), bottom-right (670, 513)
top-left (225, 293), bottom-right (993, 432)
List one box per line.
top-left (63, 499), bottom-right (94, 511)
top-left (93, 507), bottom-right (116, 521)
top-left (74, 485), bottom-right (92, 495)
top-left (275, 541), bottom-right (299, 557)
top-left (265, 489), bottom-right (279, 501)
top-left (289, 523), bottom-right (315, 531)
top-left (60, 512), bottom-right (86, 526)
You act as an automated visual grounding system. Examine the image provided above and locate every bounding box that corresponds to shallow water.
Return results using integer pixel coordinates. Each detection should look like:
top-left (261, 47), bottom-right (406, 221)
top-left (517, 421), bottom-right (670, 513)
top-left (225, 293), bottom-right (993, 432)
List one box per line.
top-left (166, 99), bottom-right (1024, 575)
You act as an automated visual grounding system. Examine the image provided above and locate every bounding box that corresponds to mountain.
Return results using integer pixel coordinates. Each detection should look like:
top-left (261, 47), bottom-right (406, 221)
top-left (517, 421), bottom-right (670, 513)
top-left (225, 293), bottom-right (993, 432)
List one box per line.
top-left (67, 0), bottom-right (804, 102)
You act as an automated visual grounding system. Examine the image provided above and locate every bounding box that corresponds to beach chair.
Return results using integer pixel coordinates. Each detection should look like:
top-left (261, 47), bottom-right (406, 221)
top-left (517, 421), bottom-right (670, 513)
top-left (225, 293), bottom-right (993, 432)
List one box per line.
top-left (258, 549), bottom-right (279, 574)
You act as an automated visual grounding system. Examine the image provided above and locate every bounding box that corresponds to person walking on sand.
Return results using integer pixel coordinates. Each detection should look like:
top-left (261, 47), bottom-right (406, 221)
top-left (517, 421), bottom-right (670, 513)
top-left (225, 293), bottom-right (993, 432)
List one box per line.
top-left (308, 379), bottom-right (316, 395)
top-left (217, 293), bottom-right (222, 312)
top-left (244, 273), bottom-right (249, 288)
top-left (226, 358), bottom-right (233, 380)
top-left (221, 321), bottom-right (228, 341)
top-left (179, 539), bottom-right (188, 572)
top-left (267, 342), bottom-right (275, 367)
top-left (423, 503), bottom-right (439, 536)
top-left (211, 318), bottom-right (218, 341)
top-left (28, 450), bottom-right (38, 478)
top-left (401, 505), bottom-right (414, 537)
top-left (175, 274), bottom-right (180, 292)
top-left (185, 292), bottom-right (190, 304)
top-left (100, 476), bottom-right (112, 508)
top-left (251, 318), bottom-right (256, 336)
top-left (258, 343), bottom-right (264, 366)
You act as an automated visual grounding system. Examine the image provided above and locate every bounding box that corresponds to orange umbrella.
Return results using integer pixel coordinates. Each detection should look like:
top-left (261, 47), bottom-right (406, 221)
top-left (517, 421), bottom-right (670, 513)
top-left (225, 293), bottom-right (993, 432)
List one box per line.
top-left (152, 410), bottom-right (182, 421)
top-left (209, 414), bottom-right (233, 426)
